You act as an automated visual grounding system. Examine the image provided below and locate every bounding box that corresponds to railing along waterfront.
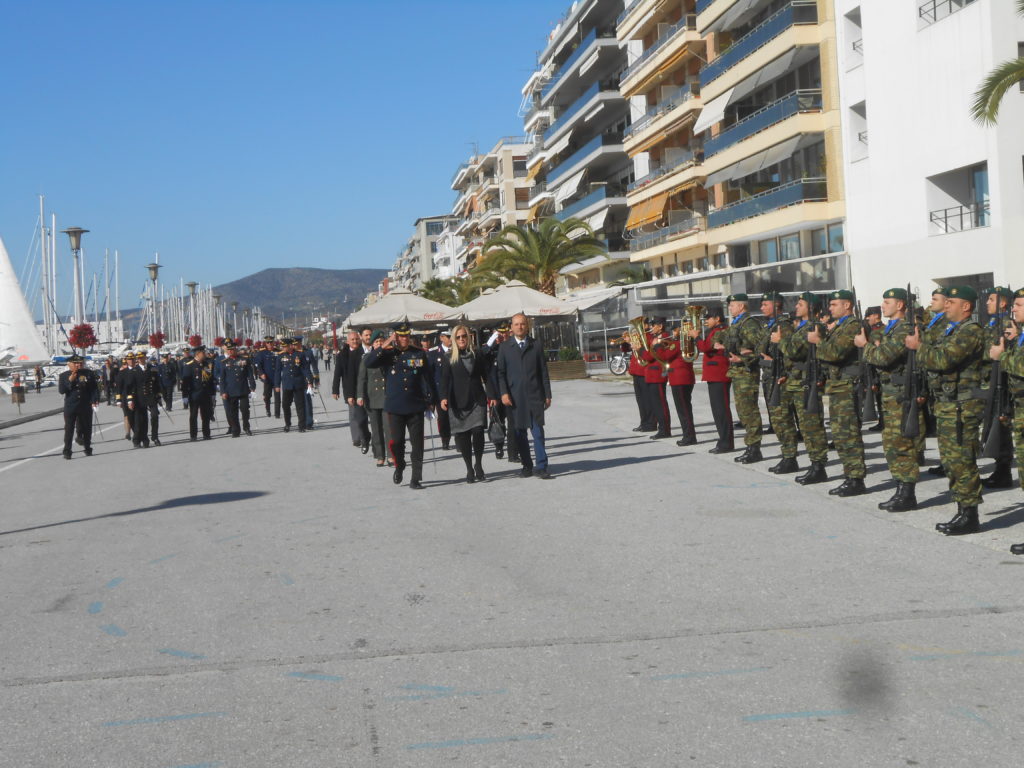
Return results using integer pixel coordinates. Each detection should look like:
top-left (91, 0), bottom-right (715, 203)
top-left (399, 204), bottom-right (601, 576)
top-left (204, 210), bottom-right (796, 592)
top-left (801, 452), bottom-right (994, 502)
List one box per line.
top-left (703, 90), bottom-right (822, 157)
top-left (708, 177), bottom-right (827, 228)
top-left (700, 2), bottom-right (818, 86)
top-left (621, 15), bottom-right (697, 82)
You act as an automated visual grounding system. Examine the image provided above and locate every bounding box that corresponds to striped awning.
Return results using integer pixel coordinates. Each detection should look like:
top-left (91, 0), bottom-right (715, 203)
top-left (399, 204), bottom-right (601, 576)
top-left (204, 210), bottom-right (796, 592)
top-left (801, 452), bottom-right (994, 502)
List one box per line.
top-left (626, 192), bottom-right (669, 230)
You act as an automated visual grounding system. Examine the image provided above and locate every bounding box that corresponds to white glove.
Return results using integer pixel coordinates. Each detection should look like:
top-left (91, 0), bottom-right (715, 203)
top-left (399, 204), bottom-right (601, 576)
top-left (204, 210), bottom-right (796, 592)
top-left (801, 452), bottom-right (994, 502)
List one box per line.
top-left (487, 332), bottom-right (500, 347)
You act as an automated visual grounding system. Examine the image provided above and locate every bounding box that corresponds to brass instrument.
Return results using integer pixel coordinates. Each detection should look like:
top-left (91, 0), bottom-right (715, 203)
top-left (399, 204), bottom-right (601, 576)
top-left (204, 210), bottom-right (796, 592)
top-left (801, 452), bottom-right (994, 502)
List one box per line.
top-left (627, 316), bottom-right (648, 356)
top-left (680, 304), bottom-right (705, 363)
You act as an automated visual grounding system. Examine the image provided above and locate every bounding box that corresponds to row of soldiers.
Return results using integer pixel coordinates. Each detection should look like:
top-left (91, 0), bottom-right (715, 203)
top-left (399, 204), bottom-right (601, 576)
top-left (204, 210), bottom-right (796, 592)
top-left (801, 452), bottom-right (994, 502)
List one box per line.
top-left (692, 284), bottom-right (1023, 553)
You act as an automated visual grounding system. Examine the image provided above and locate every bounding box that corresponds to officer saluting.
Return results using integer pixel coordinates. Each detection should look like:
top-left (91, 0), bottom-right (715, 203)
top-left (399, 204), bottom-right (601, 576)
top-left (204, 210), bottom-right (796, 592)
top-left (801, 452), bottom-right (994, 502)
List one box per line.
top-left (219, 339), bottom-right (257, 437)
top-left (58, 354), bottom-right (100, 459)
top-left (363, 323), bottom-right (434, 490)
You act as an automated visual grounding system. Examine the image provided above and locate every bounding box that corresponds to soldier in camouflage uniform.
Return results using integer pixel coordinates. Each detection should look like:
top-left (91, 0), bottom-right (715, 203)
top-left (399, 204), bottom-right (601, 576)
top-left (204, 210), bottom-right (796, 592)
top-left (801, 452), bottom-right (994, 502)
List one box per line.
top-left (992, 288), bottom-right (1024, 554)
top-left (908, 285), bottom-right (987, 536)
top-left (757, 291), bottom-right (799, 474)
top-left (924, 287), bottom-right (951, 476)
top-left (718, 293), bottom-right (765, 464)
top-left (858, 288), bottom-right (925, 512)
top-left (780, 292), bottom-right (830, 484)
top-left (981, 286), bottom-right (1015, 489)
top-left (809, 289), bottom-right (867, 496)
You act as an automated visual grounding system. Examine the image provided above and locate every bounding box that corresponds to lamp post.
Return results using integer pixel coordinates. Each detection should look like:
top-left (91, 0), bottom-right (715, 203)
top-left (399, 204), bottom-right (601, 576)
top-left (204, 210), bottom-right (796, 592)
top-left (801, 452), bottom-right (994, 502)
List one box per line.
top-left (61, 227), bottom-right (89, 323)
top-left (231, 301), bottom-right (239, 339)
top-left (145, 261), bottom-right (161, 339)
top-left (186, 281), bottom-right (198, 336)
top-left (213, 294), bottom-right (223, 337)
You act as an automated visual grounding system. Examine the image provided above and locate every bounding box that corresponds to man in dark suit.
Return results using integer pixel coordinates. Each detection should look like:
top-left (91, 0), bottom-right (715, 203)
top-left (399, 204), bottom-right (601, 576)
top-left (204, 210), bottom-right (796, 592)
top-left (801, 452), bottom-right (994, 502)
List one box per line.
top-left (497, 313), bottom-right (553, 479)
top-left (333, 329), bottom-right (371, 450)
top-left (58, 355), bottom-right (100, 459)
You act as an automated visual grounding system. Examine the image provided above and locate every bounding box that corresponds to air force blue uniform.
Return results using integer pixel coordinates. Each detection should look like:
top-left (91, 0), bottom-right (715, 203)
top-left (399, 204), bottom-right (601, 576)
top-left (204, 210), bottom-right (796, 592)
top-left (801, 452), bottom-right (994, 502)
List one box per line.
top-left (219, 353), bottom-right (257, 437)
top-left (274, 348), bottom-right (313, 431)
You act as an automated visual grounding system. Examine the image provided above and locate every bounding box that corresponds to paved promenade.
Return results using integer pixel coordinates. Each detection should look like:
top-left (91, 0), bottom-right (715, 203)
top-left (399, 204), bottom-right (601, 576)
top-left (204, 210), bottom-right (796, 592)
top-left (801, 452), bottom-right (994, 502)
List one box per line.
top-left (2, 377), bottom-right (1024, 766)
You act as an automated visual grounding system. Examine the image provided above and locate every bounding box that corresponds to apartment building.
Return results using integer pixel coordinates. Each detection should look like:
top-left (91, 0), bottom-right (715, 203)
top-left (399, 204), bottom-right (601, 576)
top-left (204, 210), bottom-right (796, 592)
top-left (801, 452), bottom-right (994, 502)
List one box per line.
top-left (389, 215), bottom-right (458, 291)
top-left (620, 0), bottom-right (847, 312)
top-left (837, 0), bottom-right (1024, 301)
top-left (447, 136), bottom-right (533, 277)
top-left (522, 0), bottom-right (634, 295)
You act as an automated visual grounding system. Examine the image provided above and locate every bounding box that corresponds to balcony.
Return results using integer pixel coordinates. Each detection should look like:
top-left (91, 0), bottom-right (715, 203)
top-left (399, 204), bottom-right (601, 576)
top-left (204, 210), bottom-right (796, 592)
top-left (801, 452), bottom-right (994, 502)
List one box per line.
top-left (624, 84), bottom-right (700, 141)
top-left (708, 177), bottom-right (827, 228)
top-left (547, 132), bottom-right (625, 185)
top-left (618, 0), bottom-right (645, 27)
top-left (919, 0), bottom-right (978, 27)
top-left (929, 201), bottom-right (990, 235)
top-left (628, 217), bottom-right (705, 253)
top-left (620, 15), bottom-right (698, 86)
top-left (541, 29), bottom-right (616, 101)
top-left (700, 2), bottom-right (818, 87)
top-left (627, 148), bottom-right (701, 192)
top-left (696, 0), bottom-right (715, 11)
top-left (555, 186), bottom-right (626, 221)
top-left (704, 90), bottom-right (822, 157)
top-left (544, 80), bottom-right (620, 142)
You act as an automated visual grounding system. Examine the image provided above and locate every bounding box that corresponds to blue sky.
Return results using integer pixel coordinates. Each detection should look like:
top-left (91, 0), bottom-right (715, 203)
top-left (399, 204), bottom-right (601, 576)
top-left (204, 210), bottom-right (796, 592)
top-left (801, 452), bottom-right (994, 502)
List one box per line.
top-left (1, 0), bottom-right (567, 313)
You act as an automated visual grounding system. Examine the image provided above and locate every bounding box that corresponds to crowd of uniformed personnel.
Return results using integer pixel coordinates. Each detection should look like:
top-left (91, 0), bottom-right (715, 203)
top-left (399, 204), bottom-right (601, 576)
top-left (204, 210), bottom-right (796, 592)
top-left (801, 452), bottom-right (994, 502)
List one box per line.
top-left (625, 284), bottom-right (1024, 554)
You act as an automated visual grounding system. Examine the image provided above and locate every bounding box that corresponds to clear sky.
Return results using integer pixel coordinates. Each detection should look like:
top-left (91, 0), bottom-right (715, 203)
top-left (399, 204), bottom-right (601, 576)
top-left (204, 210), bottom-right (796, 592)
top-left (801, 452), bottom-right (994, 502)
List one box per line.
top-left (0, 0), bottom-right (568, 314)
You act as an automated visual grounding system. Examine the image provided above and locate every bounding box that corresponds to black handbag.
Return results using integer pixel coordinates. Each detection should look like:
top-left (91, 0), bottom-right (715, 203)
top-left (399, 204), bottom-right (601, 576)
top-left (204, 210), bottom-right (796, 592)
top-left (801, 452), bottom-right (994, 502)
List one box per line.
top-left (488, 405), bottom-right (506, 443)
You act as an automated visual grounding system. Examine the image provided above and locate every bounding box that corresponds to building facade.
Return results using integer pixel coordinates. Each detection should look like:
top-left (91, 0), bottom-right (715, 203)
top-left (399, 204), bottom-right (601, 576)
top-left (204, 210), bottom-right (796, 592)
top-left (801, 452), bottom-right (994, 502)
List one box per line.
top-left (389, 215), bottom-right (458, 292)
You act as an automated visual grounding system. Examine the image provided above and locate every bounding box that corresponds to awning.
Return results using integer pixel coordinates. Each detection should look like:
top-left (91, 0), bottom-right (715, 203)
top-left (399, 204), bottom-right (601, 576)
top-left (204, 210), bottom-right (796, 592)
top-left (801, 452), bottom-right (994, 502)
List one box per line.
top-left (525, 162), bottom-right (543, 182)
top-left (693, 87), bottom-right (734, 134)
top-left (554, 169), bottom-right (587, 204)
top-left (705, 0), bottom-right (768, 35)
top-left (730, 47), bottom-right (802, 103)
top-left (704, 135), bottom-right (803, 186)
top-left (626, 191), bottom-right (669, 229)
top-left (546, 131), bottom-right (574, 160)
top-left (526, 203), bottom-right (541, 223)
top-left (585, 208), bottom-right (610, 231)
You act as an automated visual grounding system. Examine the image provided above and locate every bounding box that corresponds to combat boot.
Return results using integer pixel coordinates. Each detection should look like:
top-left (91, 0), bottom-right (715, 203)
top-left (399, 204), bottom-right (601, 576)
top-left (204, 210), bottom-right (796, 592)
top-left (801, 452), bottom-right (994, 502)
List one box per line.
top-left (928, 464), bottom-right (946, 477)
top-left (937, 504), bottom-right (979, 535)
top-left (877, 482), bottom-right (904, 511)
top-left (887, 482), bottom-right (918, 512)
top-left (734, 447), bottom-right (751, 463)
top-left (737, 445), bottom-right (763, 464)
top-left (1010, 542), bottom-right (1024, 555)
top-left (795, 462), bottom-right (828, 485)
top-left (769, 457), bottom-right (800, 474)
top-left (829, 477), bottom-right (867, 497)
top-left (982, 462), bottom-right (1014, 489)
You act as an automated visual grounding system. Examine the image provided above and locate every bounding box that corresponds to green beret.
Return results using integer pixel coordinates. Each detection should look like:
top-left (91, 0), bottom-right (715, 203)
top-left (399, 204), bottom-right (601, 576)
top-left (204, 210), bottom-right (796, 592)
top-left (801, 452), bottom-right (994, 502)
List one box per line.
top-left (830, 289), bottom-right (855, 301)
top-left (883, 288), bottom-right (908, 301)
top-left (726, 293), bottom-right (749, 303)
top-left (931, 286), bottom-right (949, 297)
top-left (762, 291), bottom-right (783, 304)
top-left (947, 285), bottom-right (978, 302)
top-left (370, 329), bottom-right (385, 343)
top-left (1015, 288), bottom-right (1024, 299)
top-left (798, 291), bottom-right (822, 307)
top-left (988, 286), bottom-right (1014, 300)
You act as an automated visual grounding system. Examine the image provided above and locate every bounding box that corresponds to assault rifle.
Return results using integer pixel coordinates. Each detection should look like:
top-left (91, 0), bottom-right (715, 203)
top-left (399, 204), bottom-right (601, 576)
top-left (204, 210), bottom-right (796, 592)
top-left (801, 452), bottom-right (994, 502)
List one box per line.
top-left (804, 319), bottom-right (824, 416)
top-left (982, 316), bottom-right (1015, 459)
top-left (764, 314), bottom-right (788, 409)
top-left (901, 284), bottom-right (923, 439)
top-left (856, 299), bottom-right (879, 423)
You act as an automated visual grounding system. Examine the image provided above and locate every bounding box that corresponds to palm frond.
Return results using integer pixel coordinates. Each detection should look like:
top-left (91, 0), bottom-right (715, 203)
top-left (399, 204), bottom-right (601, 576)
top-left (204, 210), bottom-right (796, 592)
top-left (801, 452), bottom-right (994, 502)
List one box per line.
top-left (971, 56), bottom-right (1024, 125)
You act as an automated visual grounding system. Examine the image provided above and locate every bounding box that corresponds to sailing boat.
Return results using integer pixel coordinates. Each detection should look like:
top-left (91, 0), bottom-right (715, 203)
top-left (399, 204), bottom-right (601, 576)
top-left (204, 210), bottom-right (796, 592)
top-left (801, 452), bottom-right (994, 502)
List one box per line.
top-left (0, 235), bottom-right (50, 378)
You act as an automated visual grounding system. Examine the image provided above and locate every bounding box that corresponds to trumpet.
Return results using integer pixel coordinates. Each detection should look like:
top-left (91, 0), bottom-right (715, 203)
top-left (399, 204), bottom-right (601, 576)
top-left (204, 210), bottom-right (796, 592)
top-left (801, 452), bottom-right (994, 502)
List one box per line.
top-left (680, 304), bottom-right (705, 362)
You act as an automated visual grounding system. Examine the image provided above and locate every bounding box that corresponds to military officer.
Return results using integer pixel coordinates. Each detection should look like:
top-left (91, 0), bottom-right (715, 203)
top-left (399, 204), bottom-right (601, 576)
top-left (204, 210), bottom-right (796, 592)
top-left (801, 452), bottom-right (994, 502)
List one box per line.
top-left (428, 330), bottom-right (453, 450)
top-left (115, 352), bottom-right (137, 441)
top-left (181, 345), bottom-right (218, 440)
top-left (858, 287), bottom-right (924, 511)
top-left (363, 324), bottom-right (434, 490)
top-left (759, 291), bottom-right (799, 474)
top-left (157, 352), bottom-right (178, 410)
top-left (718, 294), bottom-right (764, 463)
top-left (780, 293), bottom-right (830, 484)
top-left (58, 354), bottom-right (100, 459)
top-left (981, 286), bottom-right (1015, 489)
top-left (126, 352), bottom-right (163, 447)
top-left (809, 289), bottom-right (867, 496)
top-left (990, 288), bottom-right (1024, 554)
top-left (294, 335), bottom-right (319, 429)
top-left (274, 338), bottom-right (313, 433)
top-left (255, 335), bottom-right (280, 418)
top-left (907, 285), bottom-right (987, 535)
top-left (219, 339), bottom-right (257, 437)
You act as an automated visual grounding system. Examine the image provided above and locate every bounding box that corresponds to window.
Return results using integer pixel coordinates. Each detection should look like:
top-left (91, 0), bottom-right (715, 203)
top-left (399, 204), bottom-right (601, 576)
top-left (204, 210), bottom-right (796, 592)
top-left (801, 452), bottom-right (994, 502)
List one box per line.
top-left (713, 252), bottom-right (727, 269)
top-left (430, 242), bottom-right (438, 254)
top-left (759, 238), bottom-right (779, 264)
top-left (811, 228), bottom-right (828, 255)
top-left (426, 221), bottom-right (444, 236)
top-left (828, 223), bottom-right (845, 252)
top-left (780, 233), bottom-right (801, 261)
top-left (926, 164), bottom-right (989, 234)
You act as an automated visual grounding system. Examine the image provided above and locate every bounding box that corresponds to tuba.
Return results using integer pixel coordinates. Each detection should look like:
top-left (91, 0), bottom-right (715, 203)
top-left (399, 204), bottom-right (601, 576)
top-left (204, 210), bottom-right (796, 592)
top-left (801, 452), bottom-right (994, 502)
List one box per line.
top-left (627, 316), bottom-right (649, 356)
top-left (680, 305), bottom-right (705, 362)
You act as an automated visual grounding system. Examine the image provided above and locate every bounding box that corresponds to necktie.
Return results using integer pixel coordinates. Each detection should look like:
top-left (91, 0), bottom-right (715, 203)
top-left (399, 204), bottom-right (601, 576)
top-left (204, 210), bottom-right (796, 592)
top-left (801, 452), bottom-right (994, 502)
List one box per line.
top-left (519, 340), bottom-right (525, 350)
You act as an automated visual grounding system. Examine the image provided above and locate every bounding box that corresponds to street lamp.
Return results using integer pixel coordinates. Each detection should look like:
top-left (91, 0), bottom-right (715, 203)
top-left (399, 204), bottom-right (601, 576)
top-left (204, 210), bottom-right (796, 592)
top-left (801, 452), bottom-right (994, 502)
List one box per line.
top-left (186, 281), bottom-right (198, 335)
top-left (61, 227), bottom-right (89, 323)
top-left (231, 301), bottom-right (239, 339)
top-left (145, 261), bottom-right (162, 338)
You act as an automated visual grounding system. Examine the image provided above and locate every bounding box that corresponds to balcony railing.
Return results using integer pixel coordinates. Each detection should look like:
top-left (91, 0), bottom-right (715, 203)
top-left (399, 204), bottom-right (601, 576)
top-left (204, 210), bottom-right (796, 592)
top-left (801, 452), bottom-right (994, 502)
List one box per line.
top-left (544, 80), bottom-right (619, 141)
top-left (556, 186), bottom-right (625, 221)
top-left (929, 201), bottom-right (990, 234)
top-left (621, 15), bottom-right (697, 83)
top-left (700, 2), bottom-right (818, 86)
top-left (627, 148), bottom-right (701, 192)
top-left (541, 29), bottom-right (616, 100)
top-left (708, 177), bottom-right (827, 228)
top-left (857, 130), bottom-right (868, 144)
top-left (919, 0), bottom-right (978, 26)
top-left (547, 132), bottom-right (625, 184)
top-left (617, 0), bottom-right (644, 26)
top-left (696, 0), bottom-right (715, 12)
top-left (704, 89), bottom-right (822, 157)
top-left (628, 217), bottom-right (704, 251)
top-left (624, 83), bottom-right (700, 139)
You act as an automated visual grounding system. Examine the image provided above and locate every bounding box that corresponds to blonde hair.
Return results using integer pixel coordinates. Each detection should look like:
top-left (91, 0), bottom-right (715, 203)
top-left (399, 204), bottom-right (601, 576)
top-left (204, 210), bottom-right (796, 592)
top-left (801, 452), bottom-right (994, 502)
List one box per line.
top-left (448, 325), bottom-right (474, 365)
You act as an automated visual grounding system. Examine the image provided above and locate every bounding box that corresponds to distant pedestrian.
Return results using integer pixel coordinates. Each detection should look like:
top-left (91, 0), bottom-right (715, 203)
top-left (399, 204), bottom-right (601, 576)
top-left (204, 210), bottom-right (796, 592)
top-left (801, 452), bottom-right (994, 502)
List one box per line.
top-left (497, 314), bottom-right (553, 479)
top-left (33, 364), bottom-right (43, 393)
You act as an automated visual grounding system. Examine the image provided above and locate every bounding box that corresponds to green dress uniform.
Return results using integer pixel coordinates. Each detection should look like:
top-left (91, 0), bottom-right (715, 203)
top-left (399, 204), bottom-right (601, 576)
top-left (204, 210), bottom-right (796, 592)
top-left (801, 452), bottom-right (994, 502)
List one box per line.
top-left (724, 297), bottom-right (764, 459)
top-left (756, 309), bottom-right (799, 469)
top-left (780, 316), bottom-right (829, 481)
top-left (1001, 324), bottom-right (1024, 494)
top-left (980, 292), bottom-right (1015, 487)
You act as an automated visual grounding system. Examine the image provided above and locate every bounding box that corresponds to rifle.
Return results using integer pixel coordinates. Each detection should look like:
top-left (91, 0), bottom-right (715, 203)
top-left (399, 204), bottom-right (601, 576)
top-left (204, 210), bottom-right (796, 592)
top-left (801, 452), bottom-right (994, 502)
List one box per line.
top-left (856, 300), bottom-right (879, 423)
top-left (982, 317), bottom-right (1014, 459)
top-left (804, 320), bottom-right (824, 416)
top-left (901, 284), bottom-right (923, 439)
top-left (765, 314), bottom-right (787, 408)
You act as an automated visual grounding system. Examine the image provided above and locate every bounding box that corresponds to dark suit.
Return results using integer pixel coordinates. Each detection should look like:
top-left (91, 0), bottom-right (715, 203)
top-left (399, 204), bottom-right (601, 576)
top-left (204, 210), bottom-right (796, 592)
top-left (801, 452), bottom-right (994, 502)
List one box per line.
top-left (428, 346), bottom-right (452, 448)
top-left (335, 345), bottom-right (370, 446)
top-left (497, 335), bottom-right (552, 471)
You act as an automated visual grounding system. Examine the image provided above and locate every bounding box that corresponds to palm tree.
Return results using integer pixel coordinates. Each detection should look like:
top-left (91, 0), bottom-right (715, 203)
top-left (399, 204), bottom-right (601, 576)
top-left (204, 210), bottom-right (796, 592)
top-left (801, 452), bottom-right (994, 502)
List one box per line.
top-left (971, 0), bottom-right (1024, 125)
top-left (609, 264), bottom-right (652, 286)
top-left (417, 278), bottom-right (459, 306)
top-left (479, 217), bottom-right (607, 296)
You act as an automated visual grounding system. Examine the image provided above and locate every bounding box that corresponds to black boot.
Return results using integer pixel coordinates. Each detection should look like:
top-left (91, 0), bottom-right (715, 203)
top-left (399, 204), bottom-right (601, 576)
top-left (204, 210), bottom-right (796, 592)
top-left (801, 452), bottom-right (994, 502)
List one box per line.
top-left (737, 445), bottom-right (764, 464)
top-left (409, 468), bottom-right (424, 490)
top-left (733, 447), bottom-right (750, 463)
top-left (887, 482), bottom-right (918, 512)
top-left (877, 482), bottom-right (903, 511)
top-left (1010, 542), bottom-right (1024, 555)
top-left (393, 464), bottom-right (405, 485)
top-left (795, 462), bottom-right (828, 485)
top-left (937, 504), bottom-right (979, 535)
top-left (836, 477), bottom-right (867, 497)
top-left (982, 462), bottom-right (1014, 489)
top-left (928, 464), bottom-right (946, 477)
top-left (769, 457), bottom-right (800, 474)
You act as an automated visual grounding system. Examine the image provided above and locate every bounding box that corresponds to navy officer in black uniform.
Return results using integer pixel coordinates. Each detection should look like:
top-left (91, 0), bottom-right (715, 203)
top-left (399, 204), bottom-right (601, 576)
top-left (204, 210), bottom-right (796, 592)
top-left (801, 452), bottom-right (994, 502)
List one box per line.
top-left (363, 323), bottom-right (434, 489)
top-left (58, 354), bottom-right (100, 459)
top-left (181, 345), bottom-right (218, 440)
top-left (219, 338), bottom-right (257, 437)
top-left (274, 337), bottom-right (314, 433)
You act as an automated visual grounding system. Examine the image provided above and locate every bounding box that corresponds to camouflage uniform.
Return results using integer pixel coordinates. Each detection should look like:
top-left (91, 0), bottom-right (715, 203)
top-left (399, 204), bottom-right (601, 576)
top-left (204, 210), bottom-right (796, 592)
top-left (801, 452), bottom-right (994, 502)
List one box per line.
top-left (999, 330), bottom-right (1024, 492)
top-left (922, 309), bottom-right (949, 439)
top-left (864, 316), bottom-right (924, 483)
top-left (817, 315), bottom-right (866, 479)
top-left (918, 319), bottom-right (987, 507)
top-left (779, 319), bottom-right (828, 463)
top-left (982, 312), bottom-right (1015, 474)
top-left (724, 312), bottom-right (764, 447)
top-left (757, 315), bottom-right (798, 459)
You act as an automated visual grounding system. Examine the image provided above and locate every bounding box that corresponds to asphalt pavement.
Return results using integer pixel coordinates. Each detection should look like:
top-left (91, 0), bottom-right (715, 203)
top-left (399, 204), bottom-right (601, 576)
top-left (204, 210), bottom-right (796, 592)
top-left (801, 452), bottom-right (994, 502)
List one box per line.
top-left (2, 376), bottom-right (1024, 767)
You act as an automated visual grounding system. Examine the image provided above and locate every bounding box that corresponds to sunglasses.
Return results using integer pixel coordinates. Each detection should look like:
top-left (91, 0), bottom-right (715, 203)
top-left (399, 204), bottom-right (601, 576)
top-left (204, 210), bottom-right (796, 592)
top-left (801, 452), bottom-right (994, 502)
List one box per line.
top-left (455, 334), bottom-right (469, 339)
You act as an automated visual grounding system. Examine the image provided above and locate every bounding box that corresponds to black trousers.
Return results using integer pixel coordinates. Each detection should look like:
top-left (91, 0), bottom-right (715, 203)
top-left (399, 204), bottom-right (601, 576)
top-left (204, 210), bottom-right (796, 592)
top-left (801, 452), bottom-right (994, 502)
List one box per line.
top-left (282, 387), bottom-right (307, 429)
top-left (455, 427), bottom-right (485, 469)
top-left (161, 386), bottom-right (175, 410)
top-left (189, 395), bottom-right (213, 439)
top-left (671, 383), bottom-right (696, 441)
top-left (225, 395), bottom-right (251, 436)
top-left (387, 411), bottom-right (424, 480)
top-left (63, 409), bottom-right (93, 453)
top-left (633, 374), bottom-right (655, 429)
top-left (132, 403), bottom-right (159, 444)
top-left (707, 381), bottom-right (734, 449)
top-left (645, 381), bottom-right (671, 435)
top-left (436, 407), bottom-right (451, 447)
top-left (262, 378), bottom-right (280, 416)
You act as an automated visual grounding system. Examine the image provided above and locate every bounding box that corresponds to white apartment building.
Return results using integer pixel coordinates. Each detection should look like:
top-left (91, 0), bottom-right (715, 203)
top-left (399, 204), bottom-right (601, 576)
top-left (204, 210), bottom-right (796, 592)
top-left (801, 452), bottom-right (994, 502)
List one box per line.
top-left (389, 215), bottom-right (458, 291)
top-left (837, 0), bottom-right (1024, 303)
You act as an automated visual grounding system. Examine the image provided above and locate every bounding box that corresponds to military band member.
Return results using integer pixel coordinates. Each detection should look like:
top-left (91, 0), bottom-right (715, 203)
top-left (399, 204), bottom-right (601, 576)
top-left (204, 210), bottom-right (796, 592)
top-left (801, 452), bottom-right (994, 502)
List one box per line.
top-left (981, 286), bottom-right (1015, 489)
top-left (364, 324), bottom-right (434, 490)
top-left (692, 308), bottom-right (733, 452)
top-left (275, 337), bottom-right (314, 433)
top-left (181, 345), bottom-right (217, 440)
top-left (907, 285), bottom-right (987, 535)
top-left (809, 289), bottom-right (867, 496)
top-left (990, 288), bottom-right (1024, 554)
top-left (58, 354), bottom-right (100, 459)
top-left (759, 291), bottom-right (799, 474)
top-left (640, 316), bottom-right (673, 439)
top-left (781, 293), bottom-right (830, 485)
top-left (718, 294), bottom-right (764, 463)
top-left (858, 288), bottom-right (924, 512)
top-left (219, 339), bottom-right (257, 437)
top-left (628, 319), bottom-right (657, 433)
top-left (665, 323), bottom-right (697, 447)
